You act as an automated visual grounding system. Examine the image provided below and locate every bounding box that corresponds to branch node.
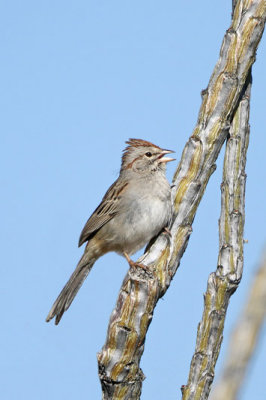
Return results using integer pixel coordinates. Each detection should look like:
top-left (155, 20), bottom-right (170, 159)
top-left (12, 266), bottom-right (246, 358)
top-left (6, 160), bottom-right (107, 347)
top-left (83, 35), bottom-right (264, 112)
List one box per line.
top-left (201, 88), bottom-right (208, 98)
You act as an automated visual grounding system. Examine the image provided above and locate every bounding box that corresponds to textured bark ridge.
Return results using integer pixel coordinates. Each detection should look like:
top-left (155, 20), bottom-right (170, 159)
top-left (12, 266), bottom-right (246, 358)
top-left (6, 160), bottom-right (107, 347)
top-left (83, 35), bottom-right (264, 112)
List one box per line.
top-left (98, 1), bottom-right (266, 398)
top-left (210, 252), bottom-right (266, 400)
top-left (182, 78), bottom-right (251, 400)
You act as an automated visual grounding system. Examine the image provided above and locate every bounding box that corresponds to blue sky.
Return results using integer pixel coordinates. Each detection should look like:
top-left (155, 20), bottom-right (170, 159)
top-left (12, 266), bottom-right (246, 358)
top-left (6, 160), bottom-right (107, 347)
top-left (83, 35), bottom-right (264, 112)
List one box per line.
top-left (1, 1), bottom-right (265, 399)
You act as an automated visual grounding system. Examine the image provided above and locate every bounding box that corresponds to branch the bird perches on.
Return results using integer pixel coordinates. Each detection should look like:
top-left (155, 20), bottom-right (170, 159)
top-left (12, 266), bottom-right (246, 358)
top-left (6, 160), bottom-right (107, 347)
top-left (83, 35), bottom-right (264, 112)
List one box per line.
top-left (98, 1), bottom-right (266, 399)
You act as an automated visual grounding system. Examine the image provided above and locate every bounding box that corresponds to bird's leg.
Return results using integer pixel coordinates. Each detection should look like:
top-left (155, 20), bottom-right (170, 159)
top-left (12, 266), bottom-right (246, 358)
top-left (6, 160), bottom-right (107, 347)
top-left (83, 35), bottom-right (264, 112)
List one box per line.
top-left (123, 252), bottom-right (148, 271)
top-left (162, 227), bottom-right (172, 237)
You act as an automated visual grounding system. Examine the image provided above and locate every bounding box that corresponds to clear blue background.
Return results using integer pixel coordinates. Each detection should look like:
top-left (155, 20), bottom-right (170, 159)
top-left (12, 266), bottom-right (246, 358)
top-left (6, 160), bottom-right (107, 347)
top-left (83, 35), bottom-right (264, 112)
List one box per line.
top-left (1, 1), bottom-right (265, 399)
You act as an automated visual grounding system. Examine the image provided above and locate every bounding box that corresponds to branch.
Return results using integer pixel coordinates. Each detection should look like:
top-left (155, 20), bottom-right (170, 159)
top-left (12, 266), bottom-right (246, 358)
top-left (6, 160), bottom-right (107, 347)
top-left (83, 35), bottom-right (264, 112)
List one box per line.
top-left (97, 1), bottom-right (266, 398)
top-left (182, 0), bottom-right (257, 396)
top-left (181, 73), bottom-right (251, 400)
top-left (210, 251), bottom-right (266, 400)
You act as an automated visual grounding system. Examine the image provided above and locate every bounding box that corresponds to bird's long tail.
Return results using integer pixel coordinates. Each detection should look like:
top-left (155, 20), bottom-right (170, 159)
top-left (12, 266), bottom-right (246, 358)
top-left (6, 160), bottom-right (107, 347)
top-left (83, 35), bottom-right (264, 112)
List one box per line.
top-left (46, 251), bottom-right (96, 325)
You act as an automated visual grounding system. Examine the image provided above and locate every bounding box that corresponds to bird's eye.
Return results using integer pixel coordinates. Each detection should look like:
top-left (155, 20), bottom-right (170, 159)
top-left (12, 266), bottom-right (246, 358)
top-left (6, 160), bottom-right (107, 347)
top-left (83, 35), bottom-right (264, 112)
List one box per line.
top-left (145, 152), bottom-right (152, 157)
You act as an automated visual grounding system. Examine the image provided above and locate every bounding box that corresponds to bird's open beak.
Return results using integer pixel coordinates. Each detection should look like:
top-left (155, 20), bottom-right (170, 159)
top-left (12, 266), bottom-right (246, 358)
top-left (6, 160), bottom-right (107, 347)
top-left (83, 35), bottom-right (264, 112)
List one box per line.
top-left (158, 149), bottom-right (175, 163)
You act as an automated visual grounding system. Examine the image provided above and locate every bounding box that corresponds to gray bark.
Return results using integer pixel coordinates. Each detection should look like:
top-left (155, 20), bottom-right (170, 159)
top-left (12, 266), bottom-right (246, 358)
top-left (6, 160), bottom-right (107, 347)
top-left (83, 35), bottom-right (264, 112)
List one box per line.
top-left (98, 1), bottom-right (266, 398)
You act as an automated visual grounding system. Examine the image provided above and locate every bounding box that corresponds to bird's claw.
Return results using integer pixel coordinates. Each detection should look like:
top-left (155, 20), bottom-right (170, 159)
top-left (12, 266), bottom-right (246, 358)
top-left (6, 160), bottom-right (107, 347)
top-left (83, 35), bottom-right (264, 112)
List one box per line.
top-left (124, 252), bottom-right (148, 271)
top-left (163, 227), bottom-right (172, 237)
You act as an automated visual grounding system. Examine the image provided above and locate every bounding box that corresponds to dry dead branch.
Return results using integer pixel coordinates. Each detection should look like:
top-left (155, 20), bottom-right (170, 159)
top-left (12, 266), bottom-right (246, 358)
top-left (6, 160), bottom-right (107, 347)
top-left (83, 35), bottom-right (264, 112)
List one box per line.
top-left (97, 1), bottom-right (266, 398)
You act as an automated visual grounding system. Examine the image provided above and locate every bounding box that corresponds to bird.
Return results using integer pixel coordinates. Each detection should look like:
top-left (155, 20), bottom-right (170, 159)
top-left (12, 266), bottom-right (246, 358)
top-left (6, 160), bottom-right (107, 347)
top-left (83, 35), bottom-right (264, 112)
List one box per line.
top-left (46, 138), bottom-right (175, 324)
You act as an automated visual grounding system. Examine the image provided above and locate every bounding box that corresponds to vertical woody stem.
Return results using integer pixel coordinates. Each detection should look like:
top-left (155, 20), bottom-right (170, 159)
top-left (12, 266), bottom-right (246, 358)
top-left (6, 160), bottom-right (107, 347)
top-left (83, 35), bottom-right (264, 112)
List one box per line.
top-left (182, 1), bottom-right (252, 396)
top-left (98, 1), bottom-right (266, 398)
top-left (210, 252), bottom-right (266, 400)
top-left (182, 75), bottom-right (251, 400)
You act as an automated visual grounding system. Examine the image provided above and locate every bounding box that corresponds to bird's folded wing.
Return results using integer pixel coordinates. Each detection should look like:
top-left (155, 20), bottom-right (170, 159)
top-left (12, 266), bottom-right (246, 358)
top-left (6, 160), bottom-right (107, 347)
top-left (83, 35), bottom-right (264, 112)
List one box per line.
top-left (78, 180), bottom-right (128, 246)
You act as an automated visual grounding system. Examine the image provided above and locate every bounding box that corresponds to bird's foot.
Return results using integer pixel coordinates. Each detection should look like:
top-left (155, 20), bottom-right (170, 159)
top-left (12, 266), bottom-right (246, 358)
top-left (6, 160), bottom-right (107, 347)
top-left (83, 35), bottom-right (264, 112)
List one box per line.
top-left (124, 252), bottom-right (148, 271)
top-left (162, 227), bottom-right (172, 237)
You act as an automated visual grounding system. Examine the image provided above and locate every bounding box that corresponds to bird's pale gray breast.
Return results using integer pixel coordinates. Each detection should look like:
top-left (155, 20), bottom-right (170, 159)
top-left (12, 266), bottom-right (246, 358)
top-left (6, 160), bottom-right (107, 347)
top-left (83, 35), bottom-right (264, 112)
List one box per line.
top-left (115, 173), bottom-right (171, 254)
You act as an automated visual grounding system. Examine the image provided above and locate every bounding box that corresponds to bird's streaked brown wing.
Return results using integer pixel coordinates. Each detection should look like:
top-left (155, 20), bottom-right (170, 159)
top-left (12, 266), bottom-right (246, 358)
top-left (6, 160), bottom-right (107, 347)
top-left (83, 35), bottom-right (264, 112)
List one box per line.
top-left (78, 179), bottom-right (128, 246)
